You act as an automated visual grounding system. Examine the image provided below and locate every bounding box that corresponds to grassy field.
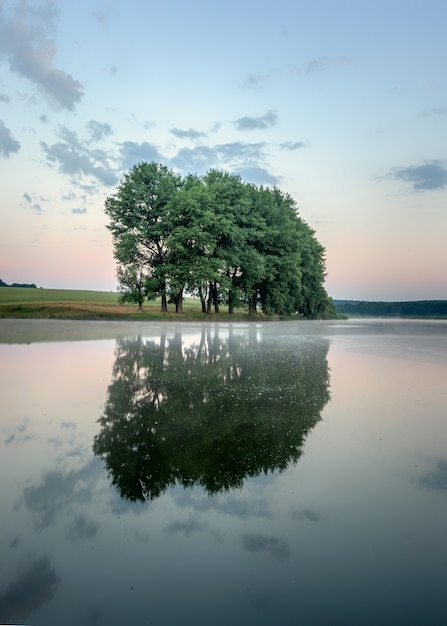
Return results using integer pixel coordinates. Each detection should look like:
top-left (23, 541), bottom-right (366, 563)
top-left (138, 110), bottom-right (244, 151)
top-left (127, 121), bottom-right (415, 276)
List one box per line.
top-left (0, 287), bottom-right (262, 321)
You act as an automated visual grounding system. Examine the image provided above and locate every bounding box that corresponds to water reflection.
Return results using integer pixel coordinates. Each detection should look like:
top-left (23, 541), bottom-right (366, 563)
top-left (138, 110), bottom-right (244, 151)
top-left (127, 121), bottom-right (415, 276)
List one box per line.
top-left (93, 325), bottom-right (331, 501)
top-left (0, 555), bottom-right (60, 623)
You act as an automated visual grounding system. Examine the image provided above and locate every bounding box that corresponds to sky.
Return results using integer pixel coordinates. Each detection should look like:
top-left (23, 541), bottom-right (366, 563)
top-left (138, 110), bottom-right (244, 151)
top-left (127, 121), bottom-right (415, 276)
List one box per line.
top-left (0, 0), bottom-right (446, 301)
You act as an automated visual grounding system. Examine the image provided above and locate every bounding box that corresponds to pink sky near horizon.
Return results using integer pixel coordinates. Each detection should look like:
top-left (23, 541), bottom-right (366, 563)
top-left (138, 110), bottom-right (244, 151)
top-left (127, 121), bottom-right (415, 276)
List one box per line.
top-left (1, 1), bottom-right (446, 301)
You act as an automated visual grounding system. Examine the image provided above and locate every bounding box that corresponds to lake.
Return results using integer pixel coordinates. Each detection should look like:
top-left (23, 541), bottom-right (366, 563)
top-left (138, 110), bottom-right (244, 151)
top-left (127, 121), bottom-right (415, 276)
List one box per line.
top-left (1, 318), bottom-right (447, 625)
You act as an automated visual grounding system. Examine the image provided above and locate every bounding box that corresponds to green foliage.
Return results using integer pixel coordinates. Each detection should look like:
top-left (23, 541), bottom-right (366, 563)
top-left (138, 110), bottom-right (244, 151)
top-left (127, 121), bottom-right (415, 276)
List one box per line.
top-left (105, 161), bottom-right (332, 318)
top-left (334, 300), bottom-right (447, 318)
top-left (93, 330), bottom-right (331, 501)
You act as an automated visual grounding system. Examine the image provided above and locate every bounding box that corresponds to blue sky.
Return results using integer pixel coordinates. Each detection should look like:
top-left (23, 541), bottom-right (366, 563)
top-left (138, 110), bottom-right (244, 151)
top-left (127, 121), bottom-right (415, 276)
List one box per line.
top-left (1, 0), bottom-right (446, 300)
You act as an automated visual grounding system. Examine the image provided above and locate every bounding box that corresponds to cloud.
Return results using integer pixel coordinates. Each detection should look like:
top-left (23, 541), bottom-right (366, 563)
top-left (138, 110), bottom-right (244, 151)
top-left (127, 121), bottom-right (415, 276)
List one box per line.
top-left (116, 139), bottom-right (277, 186)
top-left (174, 489), bottom-right (271, 519)
top-left (93, 9), bottom-right (108, 28)
top-left (67, 514), bottom-right (98, 541)
top-left (421, 107), bottom-right (447, 119)
top-left (62, 191), bottom-right (76, 201)
top-left (23, 191), bottom-right (41, 212)
top-left (41, 125), bottom-right (118, 187)
top-left (306, 56), bottom-right (351, 73)
top-left (168, 141), bottom-right (279, 185)
top-left (170, 145), bottom-right (218, 173)
top-left (39, 113), bottom-right (49, 123)
top-left (234, 110), bottom-right (278, 131)
top-left (165, 519), bottom-right (206, 536)
top-left (119, 141), bottom-right (163, 170)
top-left (170, 127), bottom-right (207, 141)
top-left (71, 207), bottom-right (87, 214)
top-left (292, 507), bottom-right (321, 522)
top-left (86, 120), bottom-right (114, 142)
top-left (242, 73), bottom-right (270, 89)
top-left (0, 555), bottom-right (60, 623)
top-left (419, 459), bottom-right (447, 491)
top-left (242, 533), bottom-right (291, 560)
top-left (169, 141), bottom-right (271, 177)
top-left (0, 0), bottom-right (83, 109)
top-left (22, 460), bottom-right (100, 530)
top-left (0, 92), bottom-right (11, 102)
top-left (236, 165), bottom-right (280, 186)
top-left (127, 113), bottom-right (156, 131)
top-left (387, 161), bottom-right (447, 191)
top-left (0, 119), bottom-right (20, 156)
top-left (280, 141), bottom-right (307, 151)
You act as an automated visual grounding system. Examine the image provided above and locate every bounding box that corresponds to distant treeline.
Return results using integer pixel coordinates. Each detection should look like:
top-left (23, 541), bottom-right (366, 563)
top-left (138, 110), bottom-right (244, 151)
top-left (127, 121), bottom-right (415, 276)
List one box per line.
top-left (334, 300), bottom-right (447, 318)
top-left (0, 279), bottom-right (37, 288)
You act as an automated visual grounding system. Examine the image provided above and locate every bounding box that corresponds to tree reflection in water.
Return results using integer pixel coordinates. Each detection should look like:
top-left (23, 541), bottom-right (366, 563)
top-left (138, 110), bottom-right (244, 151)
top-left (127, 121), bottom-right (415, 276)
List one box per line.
top-left (93, 325), bottom-right (330, 501)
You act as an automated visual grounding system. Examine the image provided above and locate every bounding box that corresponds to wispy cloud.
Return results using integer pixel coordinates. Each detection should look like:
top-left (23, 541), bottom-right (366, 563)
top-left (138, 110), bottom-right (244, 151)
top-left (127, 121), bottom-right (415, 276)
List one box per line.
top-left (41, 125), bottom-right (118, 187)
top-left (306, 56), bottom-right (351, 73)
top-left (112, 137), bottom-right (279, 187)
top-left (236, 165), bottom-right (280, 186)
top-left (71, 207), bottom-right (87, 214)
top-left (0, 119), bottom-right (20, 156)
top-left (421, 107), bottom-right (447, 119)
top-left (241, 71), bottom-right (273, 90)
top-left (0, 93), bottom-right (11, 102)
top-left (242, 532), bottom-right (291, 560)
top-left (233, 110), bottom-right (278, 131)
top-left (22, 190), bottom-right (42, 213)
top-left (0, 0), bottom-right (83, 109)
top-left (170, 127), bottom-right (207, 141)
top-left (169, 141), bottom-right (278, 185)
top-left (118, 141), bottom-right (163, 170)
top-left (387, 161), bottom-right (447, 191)
top-left (280, 141), bottom-right (307, 151)
top-left (86, 120), bottom-right (114, 142)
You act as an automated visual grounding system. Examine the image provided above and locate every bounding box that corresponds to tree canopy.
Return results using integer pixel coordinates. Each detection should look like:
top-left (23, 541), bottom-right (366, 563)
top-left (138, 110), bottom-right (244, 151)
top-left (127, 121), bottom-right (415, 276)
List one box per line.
top-left (105, 162), bottom-right (334, 317)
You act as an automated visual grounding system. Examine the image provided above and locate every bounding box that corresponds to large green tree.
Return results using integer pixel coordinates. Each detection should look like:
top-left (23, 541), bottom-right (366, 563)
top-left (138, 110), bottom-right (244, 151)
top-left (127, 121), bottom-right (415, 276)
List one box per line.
top-left (105, 162), bottom-right (181, 311)
top-left (105, 162), bottom-right (333, 317)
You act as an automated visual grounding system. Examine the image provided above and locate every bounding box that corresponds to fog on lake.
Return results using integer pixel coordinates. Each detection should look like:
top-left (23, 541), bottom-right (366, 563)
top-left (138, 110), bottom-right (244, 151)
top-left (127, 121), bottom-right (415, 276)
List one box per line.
top-left (1, 319), bottom-right (447, 625)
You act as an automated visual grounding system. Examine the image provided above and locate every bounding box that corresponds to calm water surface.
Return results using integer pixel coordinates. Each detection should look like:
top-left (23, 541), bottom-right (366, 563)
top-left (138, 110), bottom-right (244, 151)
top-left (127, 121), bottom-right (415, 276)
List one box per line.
top-left (1, 319), bottom-right (447, 625)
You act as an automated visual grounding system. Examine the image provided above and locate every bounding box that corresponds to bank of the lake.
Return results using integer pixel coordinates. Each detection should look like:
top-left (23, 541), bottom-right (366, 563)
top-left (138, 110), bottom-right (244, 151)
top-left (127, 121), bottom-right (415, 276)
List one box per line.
top-left (0, 287), bottom-right (337, 321)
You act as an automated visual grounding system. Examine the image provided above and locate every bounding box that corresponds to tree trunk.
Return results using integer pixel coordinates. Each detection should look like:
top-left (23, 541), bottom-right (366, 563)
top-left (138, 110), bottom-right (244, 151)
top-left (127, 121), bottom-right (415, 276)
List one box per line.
top-left (138, 301), bottom-right (143, 312)
top-left (248, 292), bottom-right (257, 316)
top-left (175, 290), bottom-right (183, 314)
top-left (161, 294), bottom-right (167, 312)
top-left (206, 281), bottom-right (212, 314)
top-left (213, 280), bottom-right (219, 314)
top-left (198, 286), bottom-right (207, 313)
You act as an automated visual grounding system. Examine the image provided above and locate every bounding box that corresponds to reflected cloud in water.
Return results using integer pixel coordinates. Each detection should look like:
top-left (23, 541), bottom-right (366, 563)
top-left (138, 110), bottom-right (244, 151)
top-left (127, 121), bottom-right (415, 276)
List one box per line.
top-left (165, 519), bottom-right (207, 536)
top-left (419, 459), bottom-right (447, 491)
top-left (21, 460), bottom-right (102, 530)
top-left (242, 533), bottom-right (291, 561)
top-left (67, 514), bottom-right (99, 542)
top-left (0, 555), bottom-right (60, 624)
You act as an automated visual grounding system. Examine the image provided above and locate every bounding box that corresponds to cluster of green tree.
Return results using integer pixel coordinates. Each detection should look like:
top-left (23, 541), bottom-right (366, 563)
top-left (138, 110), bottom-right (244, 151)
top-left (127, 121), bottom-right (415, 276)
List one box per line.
top-left (0, 279), bottom-right (37, 288)
top-left (334, 300), bottom-right (447, 318)
top-left (93, 327), bottom-right (330, 501)
top-left (105, 162), bottom-right (335, 318)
